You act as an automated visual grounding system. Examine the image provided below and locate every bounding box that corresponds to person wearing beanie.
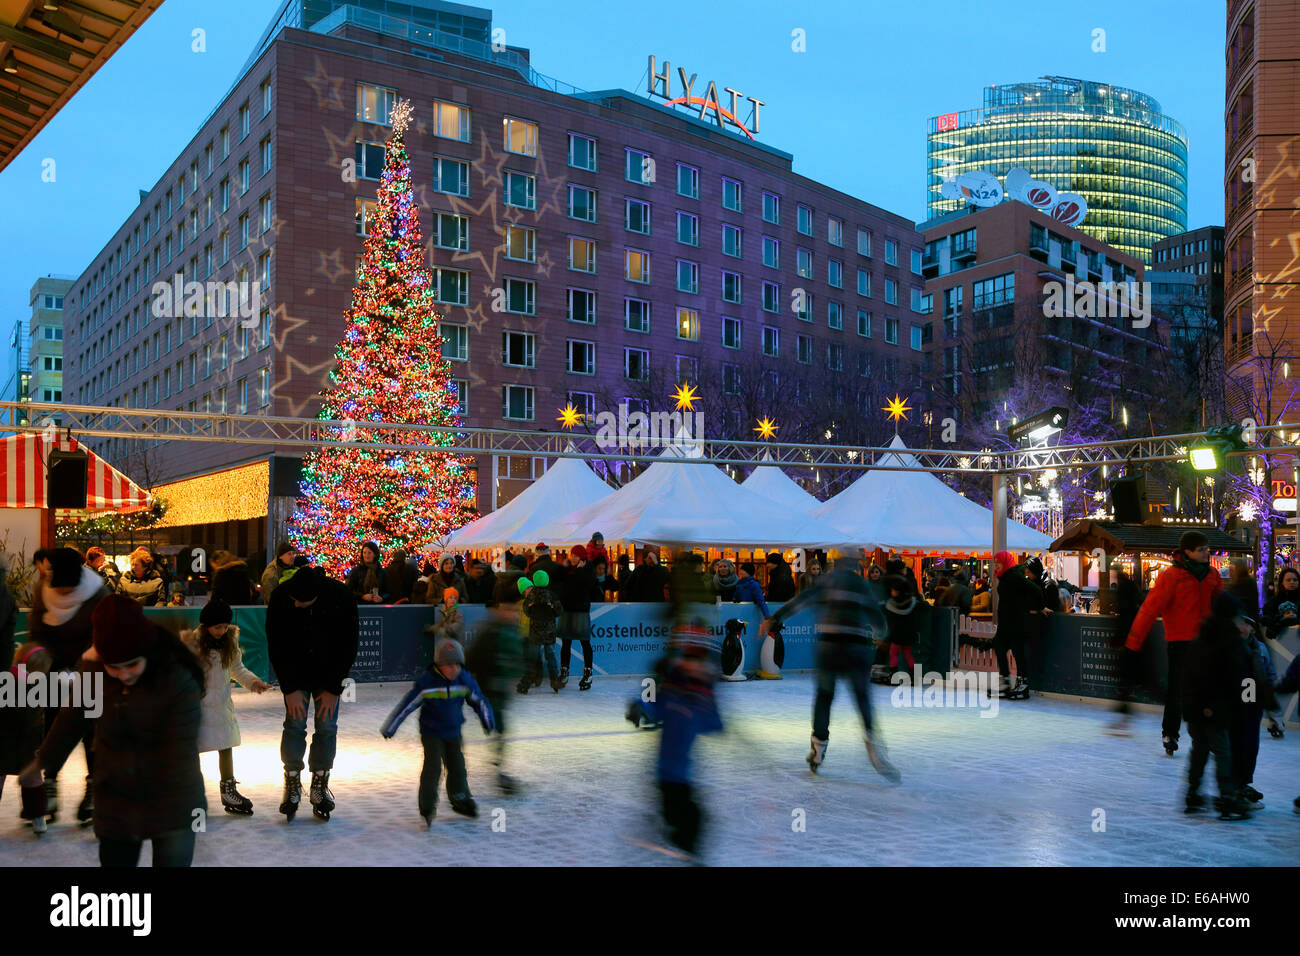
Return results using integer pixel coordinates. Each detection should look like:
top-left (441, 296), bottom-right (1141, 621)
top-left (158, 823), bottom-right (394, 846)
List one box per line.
top-left (464, 556), bottom-right (497, 605)
top-left (432, 553), bottom-right (469, 605)
top-left (518, 568), bottom-right (563, 694)
top-left (209, 550), bottom-right (257, 607)
top-left (346, 541), bottom-right (389, 604)
top-left (117, 547), bottom-right (167, 607)
top-left (464, 580), bottom-right (526, 794)
top-left (732, 562), bottom-right (772, 618)
top-left (21, 595), bottom-right (207, 865)
top-left (764, 551), bottom-right (796, 603)
top-left (265, 566), bottom-right (359, 821)
top-left (1125, 529), bottom-right (1222, 756)
top-left (1180, 592), bottom-right (1255, 819)
top-left (991, 551), bottom-right (1048, 699)
top-left (527, 542), bottom-right (564, 590)
top-left (29, 546), bottom-right (107, 825)
top-left (260, 541), bottom-right (300, 605)
top-left (382, 639), bottom-right (494, 827)
top-left (382, 548), bottom-right (419, 605)
top-left (585, 533), bottom-right (609, 568)
top-left (623, 550), bottom-right (669, 603)
top-left (181, 598), bottom-right (271, 815)
top-left (557, 545), bottom-right (602, 690)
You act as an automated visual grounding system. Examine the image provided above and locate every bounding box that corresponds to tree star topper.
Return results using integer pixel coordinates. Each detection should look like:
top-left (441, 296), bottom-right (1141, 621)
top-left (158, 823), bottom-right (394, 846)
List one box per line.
top-left (556, 403), bottom-right (583, 429)
top-left (883, 394), bottom-right (912, 423)
top-left (389, 99), bottom-right (413, 136)
top-left (671, 382), bottom-right (699, 412)
top-left (754, 416), bottom-right (778, 440)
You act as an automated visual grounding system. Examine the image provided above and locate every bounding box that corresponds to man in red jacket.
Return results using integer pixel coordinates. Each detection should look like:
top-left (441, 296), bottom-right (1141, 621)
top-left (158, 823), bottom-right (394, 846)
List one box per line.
top-left (1125, 530), bottom-right (1222, 756)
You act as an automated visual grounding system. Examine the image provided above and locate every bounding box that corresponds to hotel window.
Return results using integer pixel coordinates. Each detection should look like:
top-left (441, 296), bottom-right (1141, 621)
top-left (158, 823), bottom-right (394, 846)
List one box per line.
top-left (911, 288), bottom-right (925, 312)
top-left (827, 217), bottom-right (843, 247)
top-left (676, 308), bottom-right (700, 341)
top-left (567, 339), bottom-right (595, 375)
top-left (236, 377), bottom-right (247, 413)
top-left (857, 229), bottom-right (872, 257)
top-left (762, 281), bottom-right (780, 313)
top-left (236, 324), bottom-right (248, 360)
top-left (435, 157), bottom-right (471, 196)
top-left (450, 379), bottom-right (467, 416)
top-left (722, 362), bottom-right (741, 395)
top-left (204, 243), bottom-right (214, 276)
top-left (433, 268), bottom-right (470, 305)
top-left (355, 198), bottom-right (378, 236)
top-left (722, 224), bottom-right (742, 258)
top-left (568, 133), bottom-right (597, 171)
top-left (434, 213), bottom-right (469, 251)
top-left (858, 310), bottom-right (871, 337)
top-left (722, 177), bottom-right (742, 212)
top-left (505, 225), bottom-right (536, 262)
top-left (203, 343), bottom-right (212, 378)
top-left (885, 239), bottom-right (898, 266)
top-left (238, 214), bottom-right (249, 249)
top-left (796, 291), bottom-right (813, 322)
top-left (502, 331), bottom-right (536, 368)
top-left (625, 198), bottom-right (651, 235)
top-left (885, 317), bottom-right (899, 344)
top-left (857, 269), bottom-right (871, 297)
top-left (217, 334), bottom-right (228, 370)
top-left (762, 326), bottom-right (779, 357)
top-left (944, 287), bottom-right (962, 316)
top-left (239, 159), bottom-right (249, 194)
top-left (568, 185), bottom-right (597, 222)
top-left (624, 347), bottom-right (650, 381)
top-left (676, 260), bottom-right (699, 294)
top-left (568, 237), bottom-right (597, 274)
top-left (797, 248), bottom-right (813, 279)
top-left (188, 352), bottom-right (196, 385)
top-left (178, 174), bottom-right (186, 203)
top-left (762, 191), bottom-right (780, 224)
top-left (204, 143), bottom-right (213, 176)
top-left (432, 101), bottom-right (471, 141)
top-left (675, 354), bottom-right (698, 384)
top-left (625, 297), bottom-right (650, 333)
top-left (762, 236), bottom-right (780, 270)
top-left (911, 249), bottom-right (923, 274)
top-left (260, 136), bottom-right (271, 175)
top-left (828, 301), bottom-right (843, 330)
top-left (972, 272), bottom-right (1014, 310)
top-left (885, 279), bottom-right (897, 305)
top-left (238, 102), bottom-right (250, 139)
top-left (219, 230), bottom-right (229, 264)
top-left (567, 288), bottom-right (596, 324)
top-left (676, 211), bottom-right (698, 246)
top-left (503, 117), bottom-right (538, 156)
top-left (258, 366), bottom-right (270, 407)
top-left (261, 78), bottom-right (272, 117)
top-left (910, 326), bottom-right (923, 351)
top-left (219, 178), bottom-right (230, 212)
top-left (442, 323), bottom-right (468, 360)
top-left (857, 351), bottom-right (871, 378)
top-left (502, 385), bottom-right (535, 421)
top-left (504, 278), bottom-right (537, 314)
top-left (625, 148), bottom-right (652, 184)
top-left (259, 194), bottom-right (271, 234)
top-left (828, 259), bottom-right (843, 289)
top-left (827, 342), bottom-right (843, 371)
top-left (259, 251), bottom-right (271, 288)
top-left (796, 334), bottom-right (813, 365)
top-left (722, 315), bottom-right (741, 349)
top-left (625, 249), bottom-right (651, 284)
top-left (505, 170), bottom-right (535, 209)
top-left (178, 225), bottom-right (185, 254)
top-left (796, 203), bottom-right (813, 236)
top-left (355, 141), bottom-right (385, 180)
top-left (722, 270), bottom-right (742, 304)
top-left (567, 391), bottom-right (595, 423)
top-left (165, 190), bottom-right (172, 220)
top-left (676, 163), bottom-right (699, 198)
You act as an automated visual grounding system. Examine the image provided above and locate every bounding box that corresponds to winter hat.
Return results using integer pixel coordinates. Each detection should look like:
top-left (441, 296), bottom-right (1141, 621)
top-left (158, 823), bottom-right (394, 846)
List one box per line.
top-left (993, 551), bottom-right (1017, 578)
top-left (882, 574), bottom-right (910, 595)
top-left (442, 587), bottom-right (459, 603)
top-left (570, 545), bottom-right (588, 562)
top-left (532, 569), bottom-right (550, 588)
top-left (517, 576), bottom-right (534, 595)
top-left (434, 639), bottom-right (465, 666)
top-left (286, 566), bottom-right (322, 601)
top-left (438, 552), bottom-right (455, 569)
top-left (765, 552), bottom-right (783, 565)
top-left (92, 595), bottom-right (158, 664)
top-left (200, 597), bottom-right (233, 626)
top-left (885, 558), bottom-right (906, 576)
top-left (1210, 591), bottom-right (1243, 620)
top-left (740, 561), bottom-right (757, 576)
top-left (50, 548), bottom-right (85, 588)
top-left (534, 543), bottom-right (549, 555)
top-left (510, 554), bottom-right (527, 570)
top-left (293, 555), bottom-right (310, 568)
top-left (276, 541), bottom-right (297, 560)
top-left (1178, 530), bottom-right (1210, 553)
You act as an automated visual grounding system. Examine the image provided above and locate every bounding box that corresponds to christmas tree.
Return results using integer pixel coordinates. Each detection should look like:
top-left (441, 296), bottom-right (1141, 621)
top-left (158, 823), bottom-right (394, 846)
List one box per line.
top-left (288, 99), bottom-right (477, 577)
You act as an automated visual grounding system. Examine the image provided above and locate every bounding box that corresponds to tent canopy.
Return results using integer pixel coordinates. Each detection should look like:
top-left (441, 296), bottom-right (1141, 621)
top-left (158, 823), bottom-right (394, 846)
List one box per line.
top-left (0, 434), bottom-right (151, 513)
top-left (446, 446), bottom-right (614, 550)
top-left (811, 435), bottom-right (1053, 554)
top-left (1050, 519), bottom-right (1250, 555)
top-left (740, 455), bottom-right (822, 514)
top-left (531, 440), bottom-right (849, 549)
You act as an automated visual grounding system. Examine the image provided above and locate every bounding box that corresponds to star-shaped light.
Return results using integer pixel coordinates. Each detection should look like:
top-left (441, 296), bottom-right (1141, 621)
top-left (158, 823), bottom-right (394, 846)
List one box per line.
top-left (671, 382), bottom-right (699, 412)
top-left (390, 99), bottom-right (413, 137)
top-left (754, 417), bottom-right (778, 440)
top-left (883, 394), bottom-right (912, 423)
top-left (556, 404), bottom-right (583, 429)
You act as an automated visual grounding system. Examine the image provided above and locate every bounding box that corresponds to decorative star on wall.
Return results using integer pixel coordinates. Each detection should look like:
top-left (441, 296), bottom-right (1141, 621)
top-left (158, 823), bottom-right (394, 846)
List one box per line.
top-left (883, 394), bottom-right (912, 423)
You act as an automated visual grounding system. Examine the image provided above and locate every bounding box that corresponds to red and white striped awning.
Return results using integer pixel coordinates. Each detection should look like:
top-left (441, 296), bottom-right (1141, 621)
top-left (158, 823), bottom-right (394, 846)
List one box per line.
top-left (0, 434), bottom-right (152, 513)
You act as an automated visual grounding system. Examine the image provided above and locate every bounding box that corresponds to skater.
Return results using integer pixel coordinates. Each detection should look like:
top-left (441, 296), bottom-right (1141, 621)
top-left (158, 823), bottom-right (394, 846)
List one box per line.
top-left (346, 541), bottom-right (389, 604)
top-left (1125, 531), bottom-right (1222, 755)
top-left (29, 547), bottom-right (107, 825)
top-left (526, 542), bottom-right (564, 584)
top-left (594, 557), bottom-right (620, 602)
top-left (1181, 593), bottom-right (1254, 819)
top-left (20, 595), bottom-right (206, 865)
top-left (381, 639), bottom-right (494, 827)
top-left (180, 598), bottom-right (272, 815)
top-left (423, 587), bottom-right (463, 663)
top-left (1234, 616), bottom-right (1280, 809)
top-left (464, 557), bottom-right (497, 605)
top-left (0, 632), bottom-right (52, 835)
top-left (260, 541), bottom-right (300, 605)
top-left (585, 532), bottom-right (609, 567)
top-left (1273, 654), bottom-right (1300, 814)
top-left (1025, 556), bottom-right (1064, 614)
top-left (798, 558), bottom-right (823, 594)
top-left (992, 551), bottom-right (1047, 699)
top-left (558, 545), bottom-right (602, 691)
top-left (763, 556), bottom-right (899, 782)
top-left (1107, 567), bottom-right (1144, 736)
top-left (464, 585), bottom-right (526, 793)
top-left (936, 570), bottom-right (973, 616)
top-left (266, 566), bottom-right (360, 821)
top-left (882, 574), bottom-right (921, 679)
top-left (518, 571), bottom-right (563, 693)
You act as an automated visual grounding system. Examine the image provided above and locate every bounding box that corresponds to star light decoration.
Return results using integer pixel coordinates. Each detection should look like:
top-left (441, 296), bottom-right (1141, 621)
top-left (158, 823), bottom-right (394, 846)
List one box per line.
top-left (556, 404), bottom-right (584, 429)
top-left (754, 417), bottom-right (778, 440)
top-left (883, 394), bottom-right (912, 423)
top-left (671, 383), bottom-right (699, 412)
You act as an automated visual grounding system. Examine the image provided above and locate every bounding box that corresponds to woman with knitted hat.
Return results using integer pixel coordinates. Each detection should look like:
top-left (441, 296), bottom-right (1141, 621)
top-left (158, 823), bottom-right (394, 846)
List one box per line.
top-left (433, 553), bottom-right (469, 604)
top-left (21, 594), bottom-right (207, 866)
top-left (181, 598), bottom-right (271, 815)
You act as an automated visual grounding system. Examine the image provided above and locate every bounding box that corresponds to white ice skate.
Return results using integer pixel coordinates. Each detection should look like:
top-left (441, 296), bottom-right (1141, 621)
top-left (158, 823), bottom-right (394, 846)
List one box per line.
top-left (865, 731), bottom-right (901, 784)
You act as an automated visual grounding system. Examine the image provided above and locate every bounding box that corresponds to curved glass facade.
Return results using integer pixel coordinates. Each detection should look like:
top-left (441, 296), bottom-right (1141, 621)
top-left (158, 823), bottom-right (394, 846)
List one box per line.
top-left (927, 77), bottom-right (1188, 264)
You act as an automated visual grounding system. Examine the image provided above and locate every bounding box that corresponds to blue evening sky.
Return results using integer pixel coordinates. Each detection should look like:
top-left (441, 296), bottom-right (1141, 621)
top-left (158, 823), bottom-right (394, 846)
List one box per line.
top-left (0, 0), bottom-right (1224, 386)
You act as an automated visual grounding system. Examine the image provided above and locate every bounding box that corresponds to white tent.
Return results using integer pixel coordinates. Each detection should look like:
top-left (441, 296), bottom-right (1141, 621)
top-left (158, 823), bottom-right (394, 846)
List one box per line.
top-left (531, 440), bottom-right (848, 548)
top-left (740, 455), bottom-right (823, 514)
top-left (445, 446), bottom-right (614, 550)
top-left (812, 435), bottom-right (1053, 554)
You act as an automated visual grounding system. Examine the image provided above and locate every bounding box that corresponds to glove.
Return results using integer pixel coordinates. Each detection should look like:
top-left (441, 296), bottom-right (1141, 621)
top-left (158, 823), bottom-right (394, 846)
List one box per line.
top-left (1266, 716), bottom-right (1284, 739)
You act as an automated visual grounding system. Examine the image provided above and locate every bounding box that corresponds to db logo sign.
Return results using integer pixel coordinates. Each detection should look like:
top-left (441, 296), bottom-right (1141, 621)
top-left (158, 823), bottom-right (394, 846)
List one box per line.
top-left (1052, 200), bottom-right (1084, 223)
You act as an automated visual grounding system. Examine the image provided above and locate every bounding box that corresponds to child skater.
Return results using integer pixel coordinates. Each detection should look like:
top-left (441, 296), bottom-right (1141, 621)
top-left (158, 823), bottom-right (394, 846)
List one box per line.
top-left (0, 636), bottom-right (53, 834)
top-left (180, 598), bottom-right (271, 814)
top-left (518, 571), bottom-right (564, 694)
top-left (381, 638), bottom-right (494, 828)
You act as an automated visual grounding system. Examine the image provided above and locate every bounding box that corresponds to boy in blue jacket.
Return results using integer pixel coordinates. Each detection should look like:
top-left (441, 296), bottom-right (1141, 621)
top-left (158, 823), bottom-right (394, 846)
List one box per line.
top-left (733, 562), bottom-right (772, 618)
top-left (382, 639), bottom-right (494, 828)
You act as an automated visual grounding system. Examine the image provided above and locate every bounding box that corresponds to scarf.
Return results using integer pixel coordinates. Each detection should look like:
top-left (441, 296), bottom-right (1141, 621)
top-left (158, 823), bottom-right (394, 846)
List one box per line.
top-left (886, 594), bottom-right (917, 615)
top-left (714, 570), bottom-right (739, 589)
top-left (41, 569), bottom-right (103, 626)
top-left (1173, 552), bottom-right (1211, 582)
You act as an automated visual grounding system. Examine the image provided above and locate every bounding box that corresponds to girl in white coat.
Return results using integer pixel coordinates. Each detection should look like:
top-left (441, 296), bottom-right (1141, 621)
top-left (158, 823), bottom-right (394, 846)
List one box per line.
top-left (181, 598), bottom-right (270, 814)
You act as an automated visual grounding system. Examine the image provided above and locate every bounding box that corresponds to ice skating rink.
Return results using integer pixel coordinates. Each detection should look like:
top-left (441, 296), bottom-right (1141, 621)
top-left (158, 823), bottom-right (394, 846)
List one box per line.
top-left (2, 674), bottom-right (1298, 866)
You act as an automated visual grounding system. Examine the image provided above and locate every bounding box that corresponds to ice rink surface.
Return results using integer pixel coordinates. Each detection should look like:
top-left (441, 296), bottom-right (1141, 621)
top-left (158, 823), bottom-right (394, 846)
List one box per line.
top-left (2, 673), bottom-right (1298, 867)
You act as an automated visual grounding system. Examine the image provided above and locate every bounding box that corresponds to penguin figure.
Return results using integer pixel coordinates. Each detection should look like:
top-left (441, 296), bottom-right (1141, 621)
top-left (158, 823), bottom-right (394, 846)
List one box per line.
top-left (720, 618), bottom-right (748, 681)
top-left (756, 622), bottom-right (785, 680)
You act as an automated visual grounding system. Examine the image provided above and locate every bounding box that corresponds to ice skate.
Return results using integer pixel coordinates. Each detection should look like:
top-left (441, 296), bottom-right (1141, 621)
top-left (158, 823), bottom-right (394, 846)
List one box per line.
top-left (865, 731), bottom-right (901, 784)
top-left (421, 807), bottom-right (436, 828)
top-left (497, 772), bottom-right (520, 795)
top-left (449, 794), bottom-right (478, 818)
top-left (279, 771), bottom-right (302, 821)
top-left (556, 666), bottom-right (569, 689)
top-left (1293, 795), bottom-right (1300, 815)
top-left (993, 674), bottom-right (1012, 698)
top-left (43, 777), bottom-right (57, 823)
top-left (1266, 716), bottom-right (1284, 739)
top-left (309, 770), bottom-right (334, 820)
top-left (578, 667), bottom-right (593, 691)
top-left (807, 735), bottom-right (827, 773)
top-left (1215, 795), bottom-right (1252, 820)
top-left (31, 815), bottom-right (47, 836)
top-left (220, 778), bottom-right (254, 815)
top-left (550, 671), bottom-right (564, 693)
top-left (1162, 734), bottom-right (1178, 756)
top-left (77, 775), bottom-right (94, 826)
top-left (1104, 713), bottom-right (1133, 737)
top-left (1184, 792), bottom-right (1206, 814)
top-left (1241, 786), bottom-right (1264, 810)
top-left (1002, 676), bottom-right (1031, 700)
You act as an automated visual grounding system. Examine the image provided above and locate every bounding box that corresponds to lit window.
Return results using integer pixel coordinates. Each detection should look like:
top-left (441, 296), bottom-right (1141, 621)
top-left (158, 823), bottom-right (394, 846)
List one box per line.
top-left (503, 117), bottom-right (538, 156)
top-left (433, 101), bottom-right (471, 141)
top-left (676, 308), bottom-right (699, 341)
top-left (625, 249), bottom-right (651, 284)
top-left (569, 238), bottom-right (597, 274)
top-left (357, 84), bottom-right (397, 124)
top-left (505, 225), bottom-right (536, 262)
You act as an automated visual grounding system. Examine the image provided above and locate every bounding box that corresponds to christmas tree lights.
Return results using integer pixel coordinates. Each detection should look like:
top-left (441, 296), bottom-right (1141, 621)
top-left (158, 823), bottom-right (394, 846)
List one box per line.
top-left (288, 99), bottom-right (477, 577)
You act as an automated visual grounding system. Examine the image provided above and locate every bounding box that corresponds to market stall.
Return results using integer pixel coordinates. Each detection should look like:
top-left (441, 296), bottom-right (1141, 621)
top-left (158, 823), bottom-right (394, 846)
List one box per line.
top-left (740, 455), bottom-right (823, 514)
